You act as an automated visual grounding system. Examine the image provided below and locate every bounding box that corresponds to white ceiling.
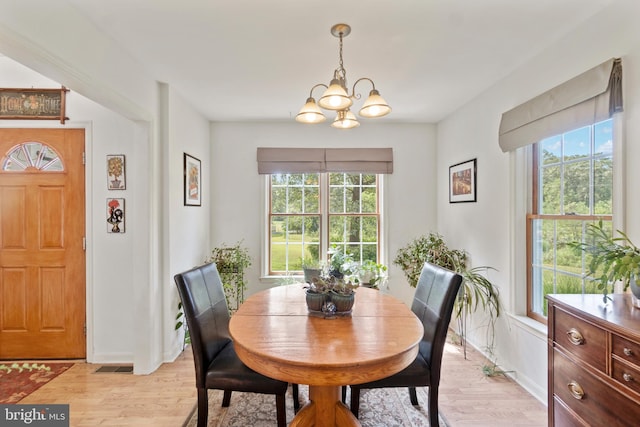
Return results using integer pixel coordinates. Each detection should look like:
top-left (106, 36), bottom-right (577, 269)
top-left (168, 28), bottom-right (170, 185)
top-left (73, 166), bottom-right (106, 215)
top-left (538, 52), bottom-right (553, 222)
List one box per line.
top-left (65, 0), bottom-right (613, 124)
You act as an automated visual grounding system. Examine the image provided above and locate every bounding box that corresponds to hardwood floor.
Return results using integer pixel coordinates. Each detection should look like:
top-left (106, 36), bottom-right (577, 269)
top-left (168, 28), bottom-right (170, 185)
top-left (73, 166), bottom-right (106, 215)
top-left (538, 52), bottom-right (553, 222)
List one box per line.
top-left (16, 340), bottom-right (546, 426)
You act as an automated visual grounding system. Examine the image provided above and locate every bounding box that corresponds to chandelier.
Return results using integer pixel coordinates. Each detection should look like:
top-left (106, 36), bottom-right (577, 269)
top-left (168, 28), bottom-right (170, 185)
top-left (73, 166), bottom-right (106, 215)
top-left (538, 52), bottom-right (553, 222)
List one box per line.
top-left (295, 23), bottom-right (391, 129)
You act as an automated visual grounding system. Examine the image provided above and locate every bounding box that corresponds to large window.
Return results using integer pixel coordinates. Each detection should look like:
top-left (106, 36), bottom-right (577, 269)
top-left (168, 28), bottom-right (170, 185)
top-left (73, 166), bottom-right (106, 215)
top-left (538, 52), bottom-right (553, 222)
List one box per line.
top-left (527, 119), bottom-right (613, 321)
top-left (268, 172), bottom-right (381, 275)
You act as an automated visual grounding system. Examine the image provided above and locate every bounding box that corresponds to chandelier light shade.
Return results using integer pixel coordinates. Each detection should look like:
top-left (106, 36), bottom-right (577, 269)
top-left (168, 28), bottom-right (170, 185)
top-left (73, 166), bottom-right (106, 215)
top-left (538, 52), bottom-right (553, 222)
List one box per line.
top-left (295, 96), bottom-right (326, 124)
top-left (296, 23), bottom-right (391, 129)
top-left (332, 109), bottom-right (360, 129)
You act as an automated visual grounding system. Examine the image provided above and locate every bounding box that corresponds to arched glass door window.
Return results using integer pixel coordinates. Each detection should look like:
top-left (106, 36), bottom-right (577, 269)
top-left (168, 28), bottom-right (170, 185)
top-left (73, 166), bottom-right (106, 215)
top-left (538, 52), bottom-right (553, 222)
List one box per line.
top-left (1, 142), bottom-right (64, 171)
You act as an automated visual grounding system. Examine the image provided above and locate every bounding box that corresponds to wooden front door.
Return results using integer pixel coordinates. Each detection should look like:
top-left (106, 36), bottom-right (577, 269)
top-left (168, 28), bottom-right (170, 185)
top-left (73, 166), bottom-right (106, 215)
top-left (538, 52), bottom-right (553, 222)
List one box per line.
top-left (0, 128), bottom-right (86, 359)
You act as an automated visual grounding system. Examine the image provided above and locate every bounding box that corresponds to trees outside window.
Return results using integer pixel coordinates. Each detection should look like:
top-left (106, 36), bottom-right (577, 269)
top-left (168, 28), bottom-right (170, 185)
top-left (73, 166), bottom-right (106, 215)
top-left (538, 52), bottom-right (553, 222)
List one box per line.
top-left (527, 119), bottom-right (613, 322)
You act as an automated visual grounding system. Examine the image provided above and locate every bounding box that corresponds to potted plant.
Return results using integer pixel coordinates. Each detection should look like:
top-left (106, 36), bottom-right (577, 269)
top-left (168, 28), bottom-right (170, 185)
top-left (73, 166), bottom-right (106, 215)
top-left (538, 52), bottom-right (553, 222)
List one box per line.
top-left (329, 278), bottom-right (357, 312)
top-left (394, 232), bottom-right (501, 359)
top-left (358, 260), bottom-right (388, 289)
top-left (301, 256), bottom-right (322, 283)
top-left (205, 240), bottom-right (252, 312)
top-left (569, 219), bottom-right (640, 305)
top-left (304, 277), bottom-right (331, 311)
top-left (327, 246), bottom-right (355, 279)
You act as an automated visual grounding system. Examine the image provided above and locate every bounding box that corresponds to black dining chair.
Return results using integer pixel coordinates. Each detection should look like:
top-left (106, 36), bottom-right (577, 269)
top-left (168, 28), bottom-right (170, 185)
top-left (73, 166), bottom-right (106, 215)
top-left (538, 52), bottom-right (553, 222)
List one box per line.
top-left (348, 261), bottom-right (462, 426)
top-left (174, 262), bottom-right (299, 427)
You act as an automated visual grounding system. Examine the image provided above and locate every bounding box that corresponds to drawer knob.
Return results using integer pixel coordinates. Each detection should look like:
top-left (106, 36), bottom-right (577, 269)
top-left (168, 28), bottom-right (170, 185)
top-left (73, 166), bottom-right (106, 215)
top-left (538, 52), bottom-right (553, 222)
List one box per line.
top-left (567, 328), bottom-right (585, 345)
top-left (567, 381), bottom-right (585, 400)
top-left (623, 373), bottom-right (634, 382)
top-left (624, 347), bottom-right (633, 357)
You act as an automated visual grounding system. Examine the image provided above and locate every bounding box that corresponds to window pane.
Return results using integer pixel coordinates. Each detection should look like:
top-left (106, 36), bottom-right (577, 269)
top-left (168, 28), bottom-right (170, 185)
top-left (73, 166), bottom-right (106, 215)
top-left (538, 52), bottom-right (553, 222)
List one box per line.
top-left (563, 160), bottom-right (590, 215)
top-left (304, 187), bottom-right (319, 212)
top-left (563, 126), bottom-right (591, 161)
top-left (288, 187), bottom-right (303, 213)
top-left (541, 165), bottom-right (560, 214)
top-left (345, 187), bottom-right (361, 213)
top-left (541, 135), bottom-right (561, 165)
top-left (330, 186), bottom-right (344, 213)
top-left (362, 217), bottom-right (378, 242)
top-left (361, 187), bottom-right (377, 213)
top-left (594, 157), bottom-right (613, 215)
top-left (594, 120), bottom-right (613, 156)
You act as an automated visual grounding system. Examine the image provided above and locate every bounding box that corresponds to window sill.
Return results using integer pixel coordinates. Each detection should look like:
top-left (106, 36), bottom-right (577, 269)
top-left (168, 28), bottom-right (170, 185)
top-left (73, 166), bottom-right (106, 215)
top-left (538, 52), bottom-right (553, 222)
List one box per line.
top-left (507, 313), bottom-right (548, 340)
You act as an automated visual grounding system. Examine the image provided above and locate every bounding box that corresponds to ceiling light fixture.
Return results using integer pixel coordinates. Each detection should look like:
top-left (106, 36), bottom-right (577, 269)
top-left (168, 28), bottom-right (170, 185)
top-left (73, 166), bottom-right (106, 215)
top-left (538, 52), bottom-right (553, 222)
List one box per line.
top-left (295, 23), bottom-right (391, 129)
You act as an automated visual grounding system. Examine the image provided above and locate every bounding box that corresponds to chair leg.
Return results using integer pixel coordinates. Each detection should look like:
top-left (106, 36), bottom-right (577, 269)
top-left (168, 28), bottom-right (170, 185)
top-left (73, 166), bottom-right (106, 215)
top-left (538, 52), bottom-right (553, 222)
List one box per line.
top-left (409, 386), bottom-right (419, 406)
top-left (341, 385), bottom-right (347, 403)
top-left (349, 387), bottom-right (361, 418)
top-left (197, 388), bottom-right (208, 427)
top-left (222, 390), bottom-right (232, 407)
top-left (275, 393), bottom-right (286, 427)
top-left (428, 385), bottom-right (439, 427)
top-left (292, 383), bottom-right (300, 412)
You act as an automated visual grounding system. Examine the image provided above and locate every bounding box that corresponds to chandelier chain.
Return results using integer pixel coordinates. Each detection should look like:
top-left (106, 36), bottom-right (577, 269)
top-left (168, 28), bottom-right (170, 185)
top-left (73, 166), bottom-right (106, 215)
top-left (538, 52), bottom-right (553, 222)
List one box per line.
top-left (337, 32), bottom-right (347, 87)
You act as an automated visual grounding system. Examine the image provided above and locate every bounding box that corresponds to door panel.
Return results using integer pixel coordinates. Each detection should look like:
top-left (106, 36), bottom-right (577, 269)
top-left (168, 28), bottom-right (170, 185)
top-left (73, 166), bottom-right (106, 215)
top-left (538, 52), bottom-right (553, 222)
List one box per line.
top-left (0, 128), bottom-right (85, 359)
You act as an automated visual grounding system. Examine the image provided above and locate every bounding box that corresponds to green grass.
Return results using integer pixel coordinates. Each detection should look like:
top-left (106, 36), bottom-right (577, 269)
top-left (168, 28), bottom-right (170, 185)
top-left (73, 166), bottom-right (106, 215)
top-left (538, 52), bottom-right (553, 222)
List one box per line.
top-left (270, 232), bottom-right (316, 271)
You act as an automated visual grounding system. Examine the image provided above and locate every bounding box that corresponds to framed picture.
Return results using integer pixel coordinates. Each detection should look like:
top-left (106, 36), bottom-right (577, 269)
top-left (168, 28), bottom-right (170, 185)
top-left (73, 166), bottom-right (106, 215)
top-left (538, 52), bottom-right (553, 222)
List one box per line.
top-left (107, 155), bottom-right (126, 190)
top-left (449, 158), bottom-right (477, 203)
top-left (107, 198), bottom-right (125, 233)
top-left (184, 153), bottom-right (201, 206)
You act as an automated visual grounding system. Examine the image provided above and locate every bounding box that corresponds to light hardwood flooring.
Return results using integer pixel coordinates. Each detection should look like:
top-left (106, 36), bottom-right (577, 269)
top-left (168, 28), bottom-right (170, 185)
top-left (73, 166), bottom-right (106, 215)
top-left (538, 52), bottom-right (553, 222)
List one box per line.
top-left (16, 340), bottom-right (546, 426)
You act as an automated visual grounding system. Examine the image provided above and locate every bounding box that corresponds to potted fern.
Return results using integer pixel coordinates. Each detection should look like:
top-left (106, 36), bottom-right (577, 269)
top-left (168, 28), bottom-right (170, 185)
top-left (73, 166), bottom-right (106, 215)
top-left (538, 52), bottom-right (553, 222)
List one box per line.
top-left (569, 219), bottom-right (640, 305)
top-left (394, 232), bottom-right (501, 359)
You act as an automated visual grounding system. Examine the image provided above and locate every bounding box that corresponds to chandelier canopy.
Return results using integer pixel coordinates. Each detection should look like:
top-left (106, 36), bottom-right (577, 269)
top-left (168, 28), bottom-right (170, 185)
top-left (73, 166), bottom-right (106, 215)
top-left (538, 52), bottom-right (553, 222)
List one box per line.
top-left (295, 23), bottom-right (391, 129)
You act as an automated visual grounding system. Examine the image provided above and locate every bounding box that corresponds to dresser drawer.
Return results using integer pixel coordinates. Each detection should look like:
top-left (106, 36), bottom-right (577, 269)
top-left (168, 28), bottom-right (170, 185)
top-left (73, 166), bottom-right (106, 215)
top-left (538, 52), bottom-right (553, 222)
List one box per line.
top-left (553, 348), bottom-right (640, 427)
top-left (553, 307), bottom-right (606, 371)
top-left (553, 397), bottom-right (589, 427)
top-left (612, 334), bottom-right (640, 368)
top-left (612, 358), bottom-right (640, 396)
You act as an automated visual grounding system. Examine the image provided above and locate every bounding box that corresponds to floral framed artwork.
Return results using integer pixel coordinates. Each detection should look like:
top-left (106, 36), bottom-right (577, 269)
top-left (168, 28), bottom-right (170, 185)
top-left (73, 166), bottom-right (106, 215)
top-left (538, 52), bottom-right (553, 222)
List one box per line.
top-left (449, 158), bottom-right (477, 203)
top-left (184, 153), bottom-right (201, 206)
top-left (107, 198), bottom-right (125, 233)
top-left (107, 155), bottom-right (126, 190)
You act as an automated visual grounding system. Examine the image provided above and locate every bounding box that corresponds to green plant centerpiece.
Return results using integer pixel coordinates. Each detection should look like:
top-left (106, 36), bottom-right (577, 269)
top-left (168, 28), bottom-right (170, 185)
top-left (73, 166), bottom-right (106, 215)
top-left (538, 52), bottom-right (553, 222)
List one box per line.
top-left (205, 240), bottom-right (252, 312)
top-left (569, 219), bottom-right (640, 304)
top-left (394, 232), bottom-right (501, 363)
top-left (304, 275), bottom-right (357, 316)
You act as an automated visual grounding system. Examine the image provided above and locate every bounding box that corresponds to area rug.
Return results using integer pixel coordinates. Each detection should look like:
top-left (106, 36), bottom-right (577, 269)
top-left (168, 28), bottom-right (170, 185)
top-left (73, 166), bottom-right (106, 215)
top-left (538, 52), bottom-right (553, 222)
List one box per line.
top-left (0, 363), bottom-right (73, 404)
top-left (184, 384), bottom-right (448, 426)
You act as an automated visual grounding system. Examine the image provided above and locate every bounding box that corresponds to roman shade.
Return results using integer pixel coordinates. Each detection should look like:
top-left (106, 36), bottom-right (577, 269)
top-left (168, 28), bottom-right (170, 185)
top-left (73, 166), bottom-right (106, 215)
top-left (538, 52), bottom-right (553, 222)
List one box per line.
top-left (257, 147), bottom-right (393, 174)
top-left (499, 58), bottom-right (623, 152)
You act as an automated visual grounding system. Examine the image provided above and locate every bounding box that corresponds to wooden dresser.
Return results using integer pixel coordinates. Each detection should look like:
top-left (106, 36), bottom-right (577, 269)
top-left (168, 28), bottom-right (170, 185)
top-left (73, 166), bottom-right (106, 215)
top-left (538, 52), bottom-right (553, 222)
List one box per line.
top-left (547, 294), bottom-right (640, 426)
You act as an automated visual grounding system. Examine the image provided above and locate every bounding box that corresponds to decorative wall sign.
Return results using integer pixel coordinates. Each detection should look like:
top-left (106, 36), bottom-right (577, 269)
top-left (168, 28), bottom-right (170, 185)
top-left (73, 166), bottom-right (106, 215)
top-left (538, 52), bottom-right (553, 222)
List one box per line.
top-left (107, 198), bottom-right (125, 233)
top-left (184, 153), bottom-right (201, 206)
top-left (449, 158), bottom-right (477, 203)
top-left (0, 86), bottom-right (69, 123)
top-left (107, 155), bottom-right (126, 190)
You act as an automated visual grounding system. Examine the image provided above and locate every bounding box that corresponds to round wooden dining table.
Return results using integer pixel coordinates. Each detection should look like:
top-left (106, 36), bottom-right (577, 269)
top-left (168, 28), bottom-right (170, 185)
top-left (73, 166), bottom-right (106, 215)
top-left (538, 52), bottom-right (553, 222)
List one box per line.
top-left (229, 283), bottom-right (424, 427)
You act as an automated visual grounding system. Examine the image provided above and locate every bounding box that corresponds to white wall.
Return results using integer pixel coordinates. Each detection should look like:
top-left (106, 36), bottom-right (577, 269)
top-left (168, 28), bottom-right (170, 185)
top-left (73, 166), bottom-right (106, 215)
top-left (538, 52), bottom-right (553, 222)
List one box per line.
top-left (210, 122), bottom-right (437, 306)
top-left (0, 61), bottom-right (211, 370)
top-left (165, 85), bottom-right (211, 357)
top-left (436, 0), bottom-right (640, 402)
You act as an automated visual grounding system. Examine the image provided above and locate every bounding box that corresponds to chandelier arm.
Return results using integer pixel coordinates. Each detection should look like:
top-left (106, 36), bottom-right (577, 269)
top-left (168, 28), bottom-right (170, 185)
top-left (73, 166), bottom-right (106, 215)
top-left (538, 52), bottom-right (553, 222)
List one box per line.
top-left (308, 83), bottom-right (328, 98)
top-left (350, 77), bottom-right (376, 99)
